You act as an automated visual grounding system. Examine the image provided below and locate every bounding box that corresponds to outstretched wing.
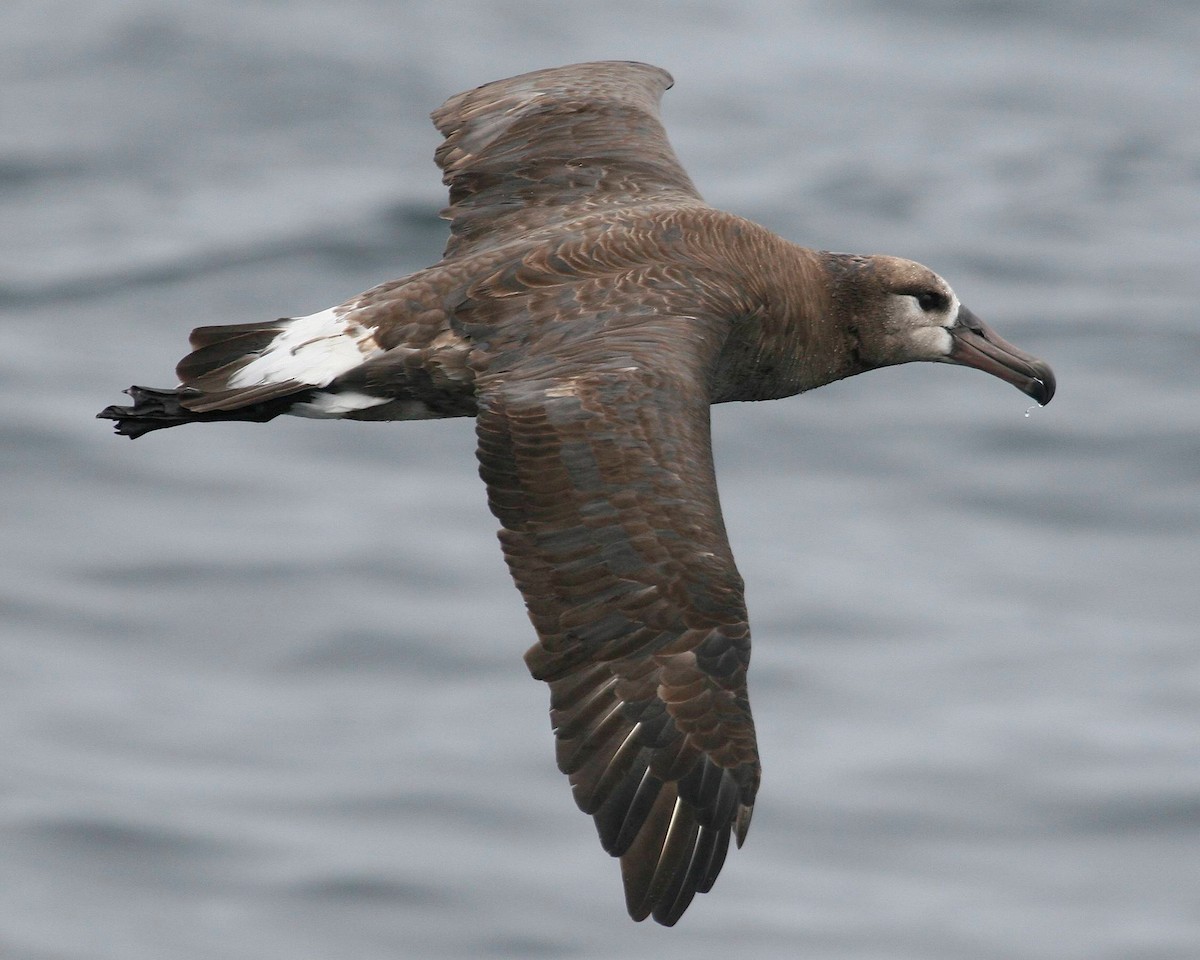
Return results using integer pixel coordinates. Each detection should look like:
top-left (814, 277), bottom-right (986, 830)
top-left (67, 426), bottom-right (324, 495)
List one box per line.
top-left (470, 292), bottom-right (760, 925)
top-left (431, 61), bottom-right (704, 259)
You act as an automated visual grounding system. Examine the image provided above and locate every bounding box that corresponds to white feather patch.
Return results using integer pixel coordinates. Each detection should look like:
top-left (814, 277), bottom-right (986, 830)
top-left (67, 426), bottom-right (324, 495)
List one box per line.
top-left (290, 391), bottom-right (391, 418)
top-left (228, 306), bottom-right (383, 389)
top-left (912, 325), bottom-right (954, 357)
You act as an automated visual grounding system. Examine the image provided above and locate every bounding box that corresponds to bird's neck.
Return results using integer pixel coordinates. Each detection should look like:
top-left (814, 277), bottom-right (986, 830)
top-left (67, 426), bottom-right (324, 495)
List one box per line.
top-left (709, 238), bottom-right (872, 403)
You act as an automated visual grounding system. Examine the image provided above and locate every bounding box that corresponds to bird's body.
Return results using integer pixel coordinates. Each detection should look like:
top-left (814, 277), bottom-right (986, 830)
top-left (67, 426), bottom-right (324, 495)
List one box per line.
top-left (99, 61), bottom-right (1055, 926)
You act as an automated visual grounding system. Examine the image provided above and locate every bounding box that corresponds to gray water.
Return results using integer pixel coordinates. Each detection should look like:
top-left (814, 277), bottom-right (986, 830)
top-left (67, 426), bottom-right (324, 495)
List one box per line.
top-left (3, 2), bottom-right (1198, 958)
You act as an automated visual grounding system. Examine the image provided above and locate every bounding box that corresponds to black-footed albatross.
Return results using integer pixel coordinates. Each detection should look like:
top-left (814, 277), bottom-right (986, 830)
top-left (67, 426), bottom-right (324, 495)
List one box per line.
top-left (99, 61), bottom-right (1056, 926)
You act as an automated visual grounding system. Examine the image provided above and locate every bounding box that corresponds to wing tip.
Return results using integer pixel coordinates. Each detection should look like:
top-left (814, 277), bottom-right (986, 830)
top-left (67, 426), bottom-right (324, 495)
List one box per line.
top-left (617, 780), bottom-right (750, 926)
top-left (735, 801), bottom-right (754, 847)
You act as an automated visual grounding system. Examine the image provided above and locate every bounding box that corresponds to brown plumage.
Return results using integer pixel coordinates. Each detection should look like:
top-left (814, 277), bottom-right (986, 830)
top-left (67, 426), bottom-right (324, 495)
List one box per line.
top-left (98, 61), bottom-right (1055, 925)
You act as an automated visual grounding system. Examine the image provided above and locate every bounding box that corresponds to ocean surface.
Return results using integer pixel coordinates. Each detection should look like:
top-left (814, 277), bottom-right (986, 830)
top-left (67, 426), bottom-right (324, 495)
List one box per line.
top-left (3, 2), bottom-right (1198, 958)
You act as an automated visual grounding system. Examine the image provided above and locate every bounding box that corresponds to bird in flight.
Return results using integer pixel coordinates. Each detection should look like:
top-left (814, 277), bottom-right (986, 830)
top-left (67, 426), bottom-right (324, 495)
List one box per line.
top-left (99, 61), bottom-right (1055, 926)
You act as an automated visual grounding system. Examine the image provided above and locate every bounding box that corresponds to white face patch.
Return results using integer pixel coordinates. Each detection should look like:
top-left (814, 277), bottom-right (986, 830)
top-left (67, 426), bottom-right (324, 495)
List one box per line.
top-left (934, 291), bottom-right (960, 358)
top-left (909, 325), bottom-right (954, 357)
top-left (228, 305), bottom-right (383, 390)
top-left (899, 288), bottom-right (960, 328)
top-left (944, 293), bottom-right (961, 328)
top-left (889, 281), bottom-right (960, 360)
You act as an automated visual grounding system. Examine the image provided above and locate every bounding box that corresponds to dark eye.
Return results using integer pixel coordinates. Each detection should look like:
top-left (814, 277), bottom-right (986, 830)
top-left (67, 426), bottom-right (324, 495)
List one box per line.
top-left (916, 291), bottom-right (944, 312)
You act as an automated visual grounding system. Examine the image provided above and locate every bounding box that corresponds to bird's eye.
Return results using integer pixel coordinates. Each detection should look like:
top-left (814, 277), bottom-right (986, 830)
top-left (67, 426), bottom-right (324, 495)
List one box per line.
top-left (916, 291), bottom-right (943, 312)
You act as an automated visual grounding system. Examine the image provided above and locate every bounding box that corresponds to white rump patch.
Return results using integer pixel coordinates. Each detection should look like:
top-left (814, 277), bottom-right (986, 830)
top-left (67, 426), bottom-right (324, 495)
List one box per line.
top-left (228, 306), bottom-right (383, 390)
top-left (290, 391), bottom-right (391, 418)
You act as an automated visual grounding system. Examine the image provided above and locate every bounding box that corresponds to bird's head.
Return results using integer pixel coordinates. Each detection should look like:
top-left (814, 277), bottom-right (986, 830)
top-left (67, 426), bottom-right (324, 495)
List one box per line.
top-left (828, 254), bottom-right (1055, 405)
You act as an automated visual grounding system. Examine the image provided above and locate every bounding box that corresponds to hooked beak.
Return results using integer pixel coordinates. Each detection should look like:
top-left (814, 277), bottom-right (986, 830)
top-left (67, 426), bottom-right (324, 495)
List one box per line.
top-left (945, 306), bottom-right (1056, 405)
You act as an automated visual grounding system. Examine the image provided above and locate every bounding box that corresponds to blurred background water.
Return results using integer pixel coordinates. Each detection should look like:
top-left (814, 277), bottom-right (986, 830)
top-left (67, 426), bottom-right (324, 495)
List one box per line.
top-left (2, 2), bottom-right (1198, 958)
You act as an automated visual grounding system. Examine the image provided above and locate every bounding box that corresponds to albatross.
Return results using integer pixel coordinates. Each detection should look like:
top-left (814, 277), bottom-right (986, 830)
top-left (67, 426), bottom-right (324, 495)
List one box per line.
top-left (99, 61), bottom-right (1055, 926)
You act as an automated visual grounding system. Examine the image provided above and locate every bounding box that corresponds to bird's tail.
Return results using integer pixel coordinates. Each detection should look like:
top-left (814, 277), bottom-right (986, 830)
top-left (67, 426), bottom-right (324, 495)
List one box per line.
top-left (97, 315), bottom-right (331, 438)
